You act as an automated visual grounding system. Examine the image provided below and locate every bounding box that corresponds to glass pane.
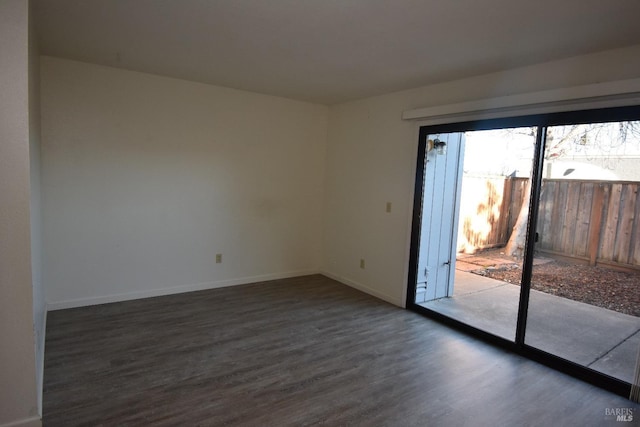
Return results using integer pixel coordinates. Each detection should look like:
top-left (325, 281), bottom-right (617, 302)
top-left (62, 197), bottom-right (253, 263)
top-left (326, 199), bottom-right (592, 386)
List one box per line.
top-left (418, 127), bottom-right (536, 341)
top-left (525, 121), bottom-right (640, 383)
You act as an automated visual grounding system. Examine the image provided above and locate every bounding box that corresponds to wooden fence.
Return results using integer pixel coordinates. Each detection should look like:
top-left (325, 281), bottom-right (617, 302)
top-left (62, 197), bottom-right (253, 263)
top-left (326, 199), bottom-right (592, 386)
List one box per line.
top-left (537, 179), bottom-right (640, 267)
top-left (457, 176), bottom-right (640, 269)
top-left (457, 176), bottom-right (527, 253)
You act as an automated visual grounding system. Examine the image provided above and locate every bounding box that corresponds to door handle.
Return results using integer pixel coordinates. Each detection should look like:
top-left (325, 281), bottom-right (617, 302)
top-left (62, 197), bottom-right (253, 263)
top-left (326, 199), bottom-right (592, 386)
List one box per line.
top-left (443, 260), bottom-right (451, 266)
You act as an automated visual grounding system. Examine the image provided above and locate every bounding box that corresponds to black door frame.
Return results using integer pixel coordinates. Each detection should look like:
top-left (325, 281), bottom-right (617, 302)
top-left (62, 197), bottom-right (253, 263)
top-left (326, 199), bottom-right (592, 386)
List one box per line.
top-left (406, 105), bottom-right (640, 398)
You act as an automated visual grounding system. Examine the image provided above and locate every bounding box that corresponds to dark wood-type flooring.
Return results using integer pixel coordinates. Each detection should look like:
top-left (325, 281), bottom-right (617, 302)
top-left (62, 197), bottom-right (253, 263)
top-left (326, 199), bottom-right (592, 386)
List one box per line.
top-left (43, 275), bottom-right (639, 426)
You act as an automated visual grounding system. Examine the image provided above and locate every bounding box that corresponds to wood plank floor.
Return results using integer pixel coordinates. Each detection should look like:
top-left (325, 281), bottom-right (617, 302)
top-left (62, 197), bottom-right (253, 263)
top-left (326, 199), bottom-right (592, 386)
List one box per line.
top-left (43, 275), bottom-right (639, 426)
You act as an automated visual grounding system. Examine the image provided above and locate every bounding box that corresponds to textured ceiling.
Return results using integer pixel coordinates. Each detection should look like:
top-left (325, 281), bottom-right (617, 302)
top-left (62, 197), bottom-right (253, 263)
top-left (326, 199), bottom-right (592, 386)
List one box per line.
top-left (34, 0), bottom-right (640, 104)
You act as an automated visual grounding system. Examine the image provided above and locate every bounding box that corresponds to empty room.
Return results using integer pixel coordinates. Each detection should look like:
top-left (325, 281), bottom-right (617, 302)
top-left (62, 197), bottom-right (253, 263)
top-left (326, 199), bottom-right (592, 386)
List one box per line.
top-left (2, 1), bottom-right (640, 426)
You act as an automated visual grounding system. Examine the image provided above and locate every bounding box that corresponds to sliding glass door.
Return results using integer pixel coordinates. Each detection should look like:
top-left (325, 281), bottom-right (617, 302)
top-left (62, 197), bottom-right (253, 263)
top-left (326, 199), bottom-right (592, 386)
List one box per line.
top-left (415, 128), bottom-right (536, 341)
top-left (525, 121), bottom-right (640, 384)
top-left (407, 107), bottom-right (640, 397)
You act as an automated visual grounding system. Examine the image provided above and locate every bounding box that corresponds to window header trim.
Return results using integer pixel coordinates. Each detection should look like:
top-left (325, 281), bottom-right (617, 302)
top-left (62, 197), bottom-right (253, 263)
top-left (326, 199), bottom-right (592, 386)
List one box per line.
top-left (402, 78), bottom-right (640, 125)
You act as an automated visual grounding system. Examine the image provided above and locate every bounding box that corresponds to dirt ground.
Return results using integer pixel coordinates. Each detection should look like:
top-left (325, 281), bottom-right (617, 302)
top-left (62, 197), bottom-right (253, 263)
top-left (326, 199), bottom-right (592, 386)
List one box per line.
top-left (460, 249), bottom-right (640, 317)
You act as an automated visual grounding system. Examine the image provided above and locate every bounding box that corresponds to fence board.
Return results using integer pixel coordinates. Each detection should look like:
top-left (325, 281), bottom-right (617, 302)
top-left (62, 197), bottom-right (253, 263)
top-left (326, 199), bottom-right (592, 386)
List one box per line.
top-left (574, 183), bottom-right (593, 258)
top-left (561, 181), bottom-right (581, 255)
top-left (588, 184), bottom-right (606, 265)
top-left (600, 184), bottom-right (622, 262)
top-left (551, 181), bottom-right (568, 252)
top-left (486, 178), bottom-right (501, 246)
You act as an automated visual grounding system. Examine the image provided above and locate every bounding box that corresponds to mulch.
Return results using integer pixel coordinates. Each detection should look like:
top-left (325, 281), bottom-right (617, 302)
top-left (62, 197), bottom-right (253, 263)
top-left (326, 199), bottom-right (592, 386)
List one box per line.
top-left (462, 250), bottom-right (640, 317)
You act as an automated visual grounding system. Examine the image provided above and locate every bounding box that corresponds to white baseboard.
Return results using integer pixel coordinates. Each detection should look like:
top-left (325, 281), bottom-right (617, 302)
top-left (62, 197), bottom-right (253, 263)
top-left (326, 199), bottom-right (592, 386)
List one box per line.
top-left (0, 416), bottom-right (41, 427)
top-left (320, 271), bottom-right (403, 307)
top-left (46, 269), bottom-right (319, 311)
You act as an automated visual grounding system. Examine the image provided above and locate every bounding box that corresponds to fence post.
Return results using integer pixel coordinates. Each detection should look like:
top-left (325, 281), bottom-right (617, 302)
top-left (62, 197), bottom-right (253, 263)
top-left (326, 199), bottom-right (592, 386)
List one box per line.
top-left (588, 184), bottom-right (605, 266)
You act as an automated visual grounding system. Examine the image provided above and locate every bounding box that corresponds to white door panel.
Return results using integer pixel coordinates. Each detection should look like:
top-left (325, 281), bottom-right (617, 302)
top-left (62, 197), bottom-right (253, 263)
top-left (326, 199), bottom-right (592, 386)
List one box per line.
top-left (416, 133), bottom-right (465, 303)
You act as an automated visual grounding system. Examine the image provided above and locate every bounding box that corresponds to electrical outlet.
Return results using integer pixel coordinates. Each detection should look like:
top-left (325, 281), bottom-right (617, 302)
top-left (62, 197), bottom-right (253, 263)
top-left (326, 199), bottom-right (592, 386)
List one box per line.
top-left (360, 258), bottom-right (365, 269)
top-left (386, 202), bottom-right (392, 213)
top-left (215, 253), bottom-right (222, 264)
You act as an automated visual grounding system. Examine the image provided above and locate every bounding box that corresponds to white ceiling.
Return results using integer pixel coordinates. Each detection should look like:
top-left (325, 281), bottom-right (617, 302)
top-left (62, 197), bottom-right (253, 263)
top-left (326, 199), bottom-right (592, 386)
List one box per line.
top-left (34, 0), bottom-right (640, 105)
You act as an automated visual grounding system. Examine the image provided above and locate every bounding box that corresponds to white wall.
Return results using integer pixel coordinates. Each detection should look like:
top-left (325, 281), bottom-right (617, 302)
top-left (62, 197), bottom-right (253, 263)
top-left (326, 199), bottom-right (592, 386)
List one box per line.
top-left (29, 0), bottom-right (45, 416)
top-left (322, 45), bottom-right (640, 307)
top-left (0, 0), bottom-right (41, 426)
top-left (41, 57), bottom-right (328, 308)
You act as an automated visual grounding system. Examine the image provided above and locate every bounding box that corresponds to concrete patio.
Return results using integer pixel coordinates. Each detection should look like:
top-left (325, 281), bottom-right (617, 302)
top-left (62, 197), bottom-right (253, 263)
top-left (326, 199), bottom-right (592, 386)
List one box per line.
top-left (421, 269), bottom-right (640, 383)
